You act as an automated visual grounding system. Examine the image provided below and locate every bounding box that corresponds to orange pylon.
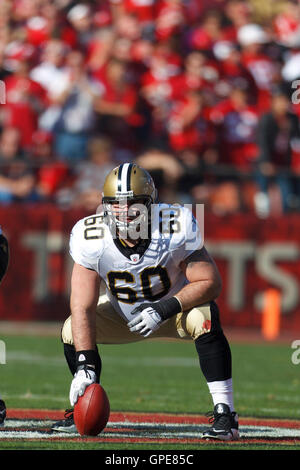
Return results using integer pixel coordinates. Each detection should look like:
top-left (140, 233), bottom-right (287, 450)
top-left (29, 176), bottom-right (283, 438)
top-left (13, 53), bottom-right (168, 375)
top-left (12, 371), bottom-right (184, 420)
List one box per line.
top-left (262, 289), bottom-right (281, 341)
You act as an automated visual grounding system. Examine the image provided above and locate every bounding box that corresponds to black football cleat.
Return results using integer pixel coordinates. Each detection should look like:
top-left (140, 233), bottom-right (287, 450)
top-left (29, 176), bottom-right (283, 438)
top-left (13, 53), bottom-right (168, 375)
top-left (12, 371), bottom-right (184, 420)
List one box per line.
top-left (51, 408), bottom-right (77, 433)
top-left (0, 399), bottom-right (6, 426)
top-left (202, 403), bottom-right (239, 440)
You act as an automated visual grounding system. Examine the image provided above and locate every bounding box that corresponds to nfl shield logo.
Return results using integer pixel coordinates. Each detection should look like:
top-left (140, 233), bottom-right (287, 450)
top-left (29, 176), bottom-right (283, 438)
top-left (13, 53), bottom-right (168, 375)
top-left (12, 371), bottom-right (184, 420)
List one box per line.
top-left (130, 254), bottom-right (140, 263)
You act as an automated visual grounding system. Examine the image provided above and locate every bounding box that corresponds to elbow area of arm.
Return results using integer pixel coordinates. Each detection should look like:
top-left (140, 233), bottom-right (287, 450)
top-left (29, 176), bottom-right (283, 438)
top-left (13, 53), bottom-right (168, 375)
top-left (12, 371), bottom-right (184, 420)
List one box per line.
top-left (205, 274), bottom-right (222, 300)
top-left (214, 276), bottom-right (222, 299)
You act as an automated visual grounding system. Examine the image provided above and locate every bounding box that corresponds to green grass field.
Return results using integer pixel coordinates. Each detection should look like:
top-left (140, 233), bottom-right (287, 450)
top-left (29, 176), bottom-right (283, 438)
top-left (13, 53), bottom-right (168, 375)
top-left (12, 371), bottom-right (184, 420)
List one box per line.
top-left (0, 330), bottom-right (299, 452)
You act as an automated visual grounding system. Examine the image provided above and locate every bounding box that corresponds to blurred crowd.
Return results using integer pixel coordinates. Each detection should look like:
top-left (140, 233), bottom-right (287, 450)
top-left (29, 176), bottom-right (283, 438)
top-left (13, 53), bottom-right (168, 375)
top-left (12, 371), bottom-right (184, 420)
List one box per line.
top-left (0, 0), bottom-right (300, 217)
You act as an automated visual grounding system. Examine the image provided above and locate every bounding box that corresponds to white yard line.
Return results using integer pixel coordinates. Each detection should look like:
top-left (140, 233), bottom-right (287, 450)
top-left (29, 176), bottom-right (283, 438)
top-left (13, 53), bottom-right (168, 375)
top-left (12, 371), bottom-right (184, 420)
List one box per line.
top-left (1, 419), bottom-right (300, 440)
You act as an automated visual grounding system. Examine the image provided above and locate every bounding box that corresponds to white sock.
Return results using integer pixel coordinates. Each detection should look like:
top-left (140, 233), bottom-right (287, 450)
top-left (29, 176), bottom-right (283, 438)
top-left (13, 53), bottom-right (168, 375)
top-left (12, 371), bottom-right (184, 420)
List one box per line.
top-left (207, 378), bottom-right (235, 412)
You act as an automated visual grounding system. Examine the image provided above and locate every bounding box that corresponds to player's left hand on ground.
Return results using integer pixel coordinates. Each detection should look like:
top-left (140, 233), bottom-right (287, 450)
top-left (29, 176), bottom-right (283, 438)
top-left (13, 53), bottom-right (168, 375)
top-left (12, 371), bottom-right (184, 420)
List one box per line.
top-left (128, 303), bottom-right (163, 337)
top-left (69, 366), bottom-right (97, 406)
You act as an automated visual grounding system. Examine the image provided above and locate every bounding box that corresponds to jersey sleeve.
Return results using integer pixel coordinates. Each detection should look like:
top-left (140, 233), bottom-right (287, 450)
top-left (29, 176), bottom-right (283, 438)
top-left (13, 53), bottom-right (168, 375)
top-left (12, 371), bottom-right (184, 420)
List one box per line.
top-left (69, 218), bottom-right (104, 272)
top-left (169, 206), bottom-right (203, 267)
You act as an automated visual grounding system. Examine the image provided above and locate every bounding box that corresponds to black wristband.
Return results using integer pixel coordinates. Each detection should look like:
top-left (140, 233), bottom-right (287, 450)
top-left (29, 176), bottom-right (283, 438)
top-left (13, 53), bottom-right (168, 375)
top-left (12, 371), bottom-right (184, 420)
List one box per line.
top-left (156, 297), bottom-right (182, 321)
top-left (75, 350), bottom-right (98, 370)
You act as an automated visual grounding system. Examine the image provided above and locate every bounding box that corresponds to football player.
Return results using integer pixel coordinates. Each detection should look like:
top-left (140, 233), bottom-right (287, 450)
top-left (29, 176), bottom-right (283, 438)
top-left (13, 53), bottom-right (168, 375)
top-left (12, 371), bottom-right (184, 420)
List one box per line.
top-left (0, 227), bottom-right (9, 426)
top-left (52, 163), bottom-right (239, 440)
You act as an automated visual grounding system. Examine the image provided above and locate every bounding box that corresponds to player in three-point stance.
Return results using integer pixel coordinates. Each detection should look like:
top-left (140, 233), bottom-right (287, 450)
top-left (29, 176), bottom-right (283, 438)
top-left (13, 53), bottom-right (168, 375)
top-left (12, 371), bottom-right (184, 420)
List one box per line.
top-left (52, 163), bottom-right (239, 440)
top-left (0, 227), bottom-right (9, 425)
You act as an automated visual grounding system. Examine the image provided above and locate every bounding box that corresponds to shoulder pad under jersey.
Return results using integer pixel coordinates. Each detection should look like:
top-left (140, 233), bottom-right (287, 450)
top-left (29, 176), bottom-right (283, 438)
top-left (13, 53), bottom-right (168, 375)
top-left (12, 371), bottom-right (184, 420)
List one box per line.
top-left (69, 214), bottom-right (108, 271)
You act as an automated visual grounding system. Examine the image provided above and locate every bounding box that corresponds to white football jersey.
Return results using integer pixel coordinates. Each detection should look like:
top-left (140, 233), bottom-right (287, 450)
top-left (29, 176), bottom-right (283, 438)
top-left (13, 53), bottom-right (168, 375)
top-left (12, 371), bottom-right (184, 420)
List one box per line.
top-left (69, 203), bottom-right (202, 322)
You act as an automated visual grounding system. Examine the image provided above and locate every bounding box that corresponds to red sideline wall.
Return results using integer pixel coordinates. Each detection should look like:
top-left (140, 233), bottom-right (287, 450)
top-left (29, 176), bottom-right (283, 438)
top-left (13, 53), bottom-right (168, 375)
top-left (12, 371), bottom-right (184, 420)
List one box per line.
top-left (0, 205), bottom-right (299, 333)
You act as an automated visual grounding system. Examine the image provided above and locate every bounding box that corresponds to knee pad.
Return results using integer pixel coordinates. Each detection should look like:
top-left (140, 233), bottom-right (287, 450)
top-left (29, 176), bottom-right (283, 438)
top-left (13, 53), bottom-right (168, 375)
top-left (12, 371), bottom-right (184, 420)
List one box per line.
top-left (191, 302), bottom-right (231, 382)
top-left (181, 300), bottom-right (221, 341)
top-left (61, 316), bottom-right (74, 345)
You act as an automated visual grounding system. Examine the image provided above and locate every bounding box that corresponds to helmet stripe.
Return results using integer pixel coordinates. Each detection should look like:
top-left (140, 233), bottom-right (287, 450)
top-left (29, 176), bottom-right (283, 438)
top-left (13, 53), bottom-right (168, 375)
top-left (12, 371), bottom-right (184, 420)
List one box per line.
top-left (117, 164), bottom-right (123, 192)
top-left (126, 163), bottom-right (133, 192)
top-left (121, 163), bottom-right (130, 192)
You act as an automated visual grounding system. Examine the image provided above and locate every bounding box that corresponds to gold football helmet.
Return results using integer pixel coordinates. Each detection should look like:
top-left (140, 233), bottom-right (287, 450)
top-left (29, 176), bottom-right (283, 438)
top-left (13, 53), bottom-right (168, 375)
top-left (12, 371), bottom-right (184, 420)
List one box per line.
top-left (102, 163), bottom-right (157, 234)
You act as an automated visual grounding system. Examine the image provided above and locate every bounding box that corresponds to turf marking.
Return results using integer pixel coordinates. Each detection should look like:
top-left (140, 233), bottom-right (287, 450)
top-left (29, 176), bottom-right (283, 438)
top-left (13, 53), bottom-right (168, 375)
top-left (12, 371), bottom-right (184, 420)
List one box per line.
top-left (0, 410), bottom-right (299, 445)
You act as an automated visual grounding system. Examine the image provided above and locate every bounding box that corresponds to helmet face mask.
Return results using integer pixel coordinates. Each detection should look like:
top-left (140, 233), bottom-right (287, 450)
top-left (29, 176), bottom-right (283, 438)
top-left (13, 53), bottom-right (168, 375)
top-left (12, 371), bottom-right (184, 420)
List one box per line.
top-left (102, 164), bottom-right (157, 239)
top-left (103, 197), bottom-right (151, 238)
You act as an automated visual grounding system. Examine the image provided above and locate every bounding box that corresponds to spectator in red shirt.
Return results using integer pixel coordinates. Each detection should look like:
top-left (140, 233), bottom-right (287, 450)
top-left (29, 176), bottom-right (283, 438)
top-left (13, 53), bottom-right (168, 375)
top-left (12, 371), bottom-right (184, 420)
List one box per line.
top-left (110, 0), bottom-right (156, 29)
top-left (141, 46), bottom-right (180, 98)
top-left (167, 90), bottom-right (215, 155)
top-left (86, 27), bottom-right (115, 77)
top-left (139, 41), bottom-right (182, 143)
top-left (189, 9), bottom-right (225, 51)
top-left (30, 130), bottom-right (70, 202)
top-left (273, 1), bottom-right (300, 48)
top-left (169, 50), bottom-right (219, 102)
top-left (4, 59), bottom-right (47, 149)
top-left (94, 58), bottom-right (141, 150)
top-left (155, 0), bottom-right (186, 41)
top-left (212, 40), bottom-right (258, 103)
top-left (24, 2), bottom-right (77, 49)
top-left (187, 2), bottom-right (251, 52)
top-left (237, 23), bottom-right (278, 113)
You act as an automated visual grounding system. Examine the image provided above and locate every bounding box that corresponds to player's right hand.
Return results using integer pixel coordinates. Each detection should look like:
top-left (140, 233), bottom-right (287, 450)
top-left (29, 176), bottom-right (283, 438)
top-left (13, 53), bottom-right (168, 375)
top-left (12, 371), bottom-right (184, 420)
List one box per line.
top-left (69, 366), bottom-right (97, 406)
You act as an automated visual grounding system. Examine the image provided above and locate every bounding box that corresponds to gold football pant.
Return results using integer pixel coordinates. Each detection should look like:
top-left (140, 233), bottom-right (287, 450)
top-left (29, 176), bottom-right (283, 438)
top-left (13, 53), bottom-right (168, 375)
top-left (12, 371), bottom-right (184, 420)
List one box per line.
top-left (61, 294), bottom-right (213, 345)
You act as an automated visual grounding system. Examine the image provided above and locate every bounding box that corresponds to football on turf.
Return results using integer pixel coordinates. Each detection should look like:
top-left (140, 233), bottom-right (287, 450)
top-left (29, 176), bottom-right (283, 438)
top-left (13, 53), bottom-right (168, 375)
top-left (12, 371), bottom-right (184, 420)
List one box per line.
top-left (74, 383), bottom-right (110, 436)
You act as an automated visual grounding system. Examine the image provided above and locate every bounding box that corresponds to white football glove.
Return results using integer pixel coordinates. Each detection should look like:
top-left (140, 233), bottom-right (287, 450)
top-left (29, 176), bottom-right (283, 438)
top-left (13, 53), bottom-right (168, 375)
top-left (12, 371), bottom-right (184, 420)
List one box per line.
top-left (69, 367), bottom-right (97, 406)
top-left (128, 305), bottom-right (162, 338)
